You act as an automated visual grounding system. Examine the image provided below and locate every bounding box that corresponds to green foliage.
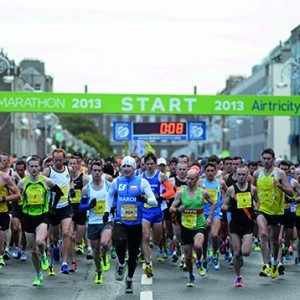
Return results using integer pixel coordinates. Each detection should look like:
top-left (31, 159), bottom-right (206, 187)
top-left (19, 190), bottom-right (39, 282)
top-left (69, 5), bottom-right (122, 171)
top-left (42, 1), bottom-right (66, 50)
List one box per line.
top-left (58, 114), bottom-right (113, 156)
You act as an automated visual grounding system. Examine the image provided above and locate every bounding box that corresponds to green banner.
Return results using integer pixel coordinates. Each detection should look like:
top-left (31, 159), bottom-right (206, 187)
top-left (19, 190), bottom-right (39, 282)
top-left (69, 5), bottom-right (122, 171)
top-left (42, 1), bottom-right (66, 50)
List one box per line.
top-left (0, 92), bottom-right (299, 116)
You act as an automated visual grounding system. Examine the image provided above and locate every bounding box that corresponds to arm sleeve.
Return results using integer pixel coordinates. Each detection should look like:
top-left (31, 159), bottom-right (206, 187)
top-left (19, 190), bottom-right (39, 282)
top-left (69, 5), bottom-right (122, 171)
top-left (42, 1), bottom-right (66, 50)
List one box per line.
top-left (105, 179), bottom-right (118, 212)
top-left (78, 196), bottom-right (89, 212)
top-left (141, 178), bottom-right (157, 206)
top-left (161, 180), bottom-right (175, 199)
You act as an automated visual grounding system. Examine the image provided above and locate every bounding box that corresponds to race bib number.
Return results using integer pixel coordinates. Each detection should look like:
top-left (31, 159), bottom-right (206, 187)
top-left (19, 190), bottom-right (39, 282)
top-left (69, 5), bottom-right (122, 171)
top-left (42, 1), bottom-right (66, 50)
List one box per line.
top-left (27, 188), bottom-right (43, 205)
top-left (121, 204), bottom-right (138, 220)
top-left (182, 211), bottom-right (197, 229)
top-left (93, 200), bottom-right (106, 216)
top-left (72, 189), bottom-right (81, 204)
top-left (59, 186), bottom-right (68, 201)
top-left (237, 192), bottom-right (251, 209)
top-left (260, 191), bottom-right (275, 202)
top-left (205, 188), bottom-right (218, 203)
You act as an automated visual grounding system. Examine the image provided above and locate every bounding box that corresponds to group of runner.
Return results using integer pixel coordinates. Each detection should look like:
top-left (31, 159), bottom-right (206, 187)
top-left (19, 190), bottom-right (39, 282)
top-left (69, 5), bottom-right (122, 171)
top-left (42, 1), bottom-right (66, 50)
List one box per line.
top-left (0, 147), bottom-right (299, 293)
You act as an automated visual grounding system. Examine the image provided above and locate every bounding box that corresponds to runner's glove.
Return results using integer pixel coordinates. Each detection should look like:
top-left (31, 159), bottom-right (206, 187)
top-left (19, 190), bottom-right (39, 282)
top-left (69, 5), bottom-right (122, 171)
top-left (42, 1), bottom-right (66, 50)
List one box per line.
top-left (103, 212), bottom-right (109, 224)
top-left (89, 198), bottom-right (97, 209)
top-left (136, 194), bottom-right (147, 203)
top-left (69, 188), bottom-right (76, 198)
top-left (155, 195), bottom-right (164, 204)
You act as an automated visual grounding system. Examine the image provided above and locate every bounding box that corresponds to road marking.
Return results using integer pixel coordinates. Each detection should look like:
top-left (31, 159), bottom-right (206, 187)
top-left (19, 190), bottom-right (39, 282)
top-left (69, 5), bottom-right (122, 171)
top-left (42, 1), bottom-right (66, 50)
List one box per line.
top-left (140, 291), bottom-right (153, 300)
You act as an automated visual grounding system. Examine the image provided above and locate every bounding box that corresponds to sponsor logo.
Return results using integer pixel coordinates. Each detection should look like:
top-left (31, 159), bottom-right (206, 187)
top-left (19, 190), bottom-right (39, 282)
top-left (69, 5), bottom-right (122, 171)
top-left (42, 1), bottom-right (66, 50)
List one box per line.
top-left (118, 184), bottom-right (126, 191)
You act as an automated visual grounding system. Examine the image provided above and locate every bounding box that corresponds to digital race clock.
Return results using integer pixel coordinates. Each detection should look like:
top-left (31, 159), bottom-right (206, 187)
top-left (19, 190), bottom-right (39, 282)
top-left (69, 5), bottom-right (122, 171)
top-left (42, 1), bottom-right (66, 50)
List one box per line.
top-left (113, 121), bottom-right (206, 141)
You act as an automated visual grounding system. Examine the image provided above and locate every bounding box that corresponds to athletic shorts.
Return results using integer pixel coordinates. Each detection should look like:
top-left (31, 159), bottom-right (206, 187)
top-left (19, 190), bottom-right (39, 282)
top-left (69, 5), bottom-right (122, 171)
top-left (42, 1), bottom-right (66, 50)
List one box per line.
top-left (49, 205), bottom-right (72, 227)
top-left (11, 205), bottom-right (25, 222)
top-left (0, 212), bottom-right (10, 231)
top-left (143, 210), bottom-right (163, 224)
top-left (72, 204), bottom-right (87, 226)
top-left (257, 211), bottom-right (283, 228)
top-left (87, 222), bottom-right (113, 240)
top-left (204, 212), bottom-right (222, 221)
top-left (230, 221), bottom-right (253, 239)
top-left (22, 213), bottom-right (48, 234)
top-left (180, 225), bottom-right (205, 245)
top-left (282, 212), bottom-right (295, 229)
top-left (295, 216), bottom-right (300, 230)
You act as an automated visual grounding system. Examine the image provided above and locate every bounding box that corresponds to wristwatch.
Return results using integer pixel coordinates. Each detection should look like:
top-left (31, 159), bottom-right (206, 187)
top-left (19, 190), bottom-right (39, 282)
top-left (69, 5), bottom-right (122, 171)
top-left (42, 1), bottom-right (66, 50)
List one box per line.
top-left (1, 196), bottom-right (7, 202)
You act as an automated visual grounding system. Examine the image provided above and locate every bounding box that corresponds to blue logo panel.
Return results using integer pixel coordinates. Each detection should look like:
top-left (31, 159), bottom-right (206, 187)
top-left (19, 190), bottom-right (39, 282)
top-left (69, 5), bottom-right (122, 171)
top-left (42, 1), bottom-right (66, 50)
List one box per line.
top-left (114, 122), bottom-right (132, 141)
top-left (187, 122), bottom-right (206, 140)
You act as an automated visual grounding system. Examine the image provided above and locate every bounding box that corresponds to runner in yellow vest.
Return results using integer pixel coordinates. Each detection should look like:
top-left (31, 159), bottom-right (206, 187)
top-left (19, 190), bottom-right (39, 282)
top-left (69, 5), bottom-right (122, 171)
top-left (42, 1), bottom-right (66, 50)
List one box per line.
top-left (252, 148), bottom-right (293, 279)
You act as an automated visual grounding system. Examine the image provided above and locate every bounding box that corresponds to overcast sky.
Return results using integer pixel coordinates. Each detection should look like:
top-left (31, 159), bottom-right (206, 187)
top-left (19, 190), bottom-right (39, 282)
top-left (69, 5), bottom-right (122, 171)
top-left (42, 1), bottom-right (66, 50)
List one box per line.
top-left (1, 1), bottom-right (299, 94)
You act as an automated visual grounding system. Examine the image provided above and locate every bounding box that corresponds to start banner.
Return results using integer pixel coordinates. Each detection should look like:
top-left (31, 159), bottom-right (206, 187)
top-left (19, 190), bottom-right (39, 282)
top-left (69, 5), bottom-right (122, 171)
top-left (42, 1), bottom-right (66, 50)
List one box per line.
top-left (0, 92), bottom-right (299, 116)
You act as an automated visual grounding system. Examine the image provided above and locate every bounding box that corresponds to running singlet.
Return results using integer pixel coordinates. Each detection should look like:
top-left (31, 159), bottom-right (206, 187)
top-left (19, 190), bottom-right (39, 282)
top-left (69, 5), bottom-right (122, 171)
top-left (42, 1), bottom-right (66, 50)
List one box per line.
top-left (142, 170), bottom-right (162, 212)
top-left (0, 172), bottom-right (9, 213)
top-left (202, 178), bottom-right (221, 217)
top-left (284, 177), bottom-right (296, 213)
top-left (86, 181), bottom-right (110, 225)
top-left (49, 166), bottom-right (71, 209)
top-left (72, 173), bottom-right (84, 204)
top-left (226, 173), bottom-right (237, 188)
top-left (257, 168), bottom-right (284, 215)
top-left (230, 183), bottom-right (254, 226)
top-left (22, 175), bottom-right (49, 216)
top-left (181, 187), bottom-right (205, 230)
top-left (114, 176), bottom-right (144, 226)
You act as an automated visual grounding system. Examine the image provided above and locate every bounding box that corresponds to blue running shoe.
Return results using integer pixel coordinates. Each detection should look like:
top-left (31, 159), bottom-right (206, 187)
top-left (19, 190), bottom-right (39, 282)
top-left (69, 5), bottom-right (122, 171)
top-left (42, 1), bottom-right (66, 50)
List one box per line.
top-left (60, 264), bottom-right (69, 274)
top-left (53, 246), bottom-right (60, 263)
top-left (110, 248), bottom-right (117, 260)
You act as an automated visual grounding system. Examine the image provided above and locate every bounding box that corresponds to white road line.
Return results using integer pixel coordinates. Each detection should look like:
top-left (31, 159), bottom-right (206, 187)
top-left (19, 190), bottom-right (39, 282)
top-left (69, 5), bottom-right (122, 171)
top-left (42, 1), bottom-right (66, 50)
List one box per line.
top-left (140, 291), bottom-right (153, 300)
top-left (141, 274), bottom-right (153, 285)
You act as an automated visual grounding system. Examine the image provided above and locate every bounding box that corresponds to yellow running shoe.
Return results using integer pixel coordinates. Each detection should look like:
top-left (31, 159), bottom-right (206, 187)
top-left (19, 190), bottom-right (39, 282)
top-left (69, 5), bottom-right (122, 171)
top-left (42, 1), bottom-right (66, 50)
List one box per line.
top-left (32, 273), bottom-right (43, 286)
top-left (144, 264), bottom-right (153, 278)
top-left (40, 253), bottom-right (49, 271)
top-left (48, 266), bottom-right (56, 276)
top-left (94, 271), bottom-right (103, 284)
top-left (270, 263), bottom-right (279, 279)
top-left (0, 255), bottom-right (6, 267)
top-left (259, 265), bottom-right (270, 277)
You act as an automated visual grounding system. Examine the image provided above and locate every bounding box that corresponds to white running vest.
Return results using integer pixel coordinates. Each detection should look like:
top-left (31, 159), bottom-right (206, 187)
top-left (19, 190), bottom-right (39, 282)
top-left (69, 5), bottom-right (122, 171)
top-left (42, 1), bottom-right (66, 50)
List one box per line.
top-left (49, 166), bottom-right (71, 209)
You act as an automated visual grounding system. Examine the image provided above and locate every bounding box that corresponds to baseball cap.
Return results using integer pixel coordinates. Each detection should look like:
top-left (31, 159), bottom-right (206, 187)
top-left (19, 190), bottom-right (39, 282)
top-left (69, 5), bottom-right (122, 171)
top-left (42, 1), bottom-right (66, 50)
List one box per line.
top-left (121, 156), bottom-right (136, 169)
top-left (157, 158), bottom-right (167, 166)
top-left (74, 151), bottom-right (83, 159)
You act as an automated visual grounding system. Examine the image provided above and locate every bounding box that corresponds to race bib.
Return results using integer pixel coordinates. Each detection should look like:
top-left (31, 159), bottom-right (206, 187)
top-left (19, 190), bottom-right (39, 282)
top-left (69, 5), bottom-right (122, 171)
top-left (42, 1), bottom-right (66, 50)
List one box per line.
top-left (0, 201), bottom-right (8, 213)
top-left (59, 186), bottom-right (68, 201)
top-left (260, 191), bottom-right (275, 202)
top-left (205, 188), bottom-right (218, 203)
top-left (27, 188), bottom-right (43, 205)
top-left (72, 189), bottom-right (81, 204)
top-left (121, 204), bottom-right (138, 220)
top-left (93, 200), bottom-right (106, 216)
top-left (237, 192), bottom-right (252, 209)
top-left (182, 211), bottom-right (197, 229)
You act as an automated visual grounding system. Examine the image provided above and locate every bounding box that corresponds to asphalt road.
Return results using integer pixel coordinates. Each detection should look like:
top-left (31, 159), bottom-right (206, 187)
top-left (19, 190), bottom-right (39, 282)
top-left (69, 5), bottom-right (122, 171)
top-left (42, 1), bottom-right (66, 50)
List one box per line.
top-left (0, 246), bottom-right (299, 300)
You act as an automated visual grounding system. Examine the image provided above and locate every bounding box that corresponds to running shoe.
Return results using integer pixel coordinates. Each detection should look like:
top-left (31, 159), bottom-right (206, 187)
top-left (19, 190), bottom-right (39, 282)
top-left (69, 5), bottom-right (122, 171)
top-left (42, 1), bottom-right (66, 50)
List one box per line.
top-left (165, 248), bottom-right (172, 257)
top-left (32, 273), bottom-right (43, 286)
top-left (69, 262), bottom-right (78, 273)
top-left (186, 274), bottom-right (195, 287)
top-left (60, 264), bottom-right (69, 274)
top-left (94, 271), bottom-right (103, 284)
top-left (110, 248), bottom-right (117, 259)
top-left (171, 250), bottom-right (179, 263)
top-left (0, 255), bottom-right (6, 267)
top-left (254, 242), bottom-right (261, 251)
top-left (76, 245), bottom-right (84, 255)
top-left (284, 253), bottom-right (291, 262)
top-left (125, 277), bottom-right (133, 294)
top-left (196, 260), bottom-right (206, 276)
top-left (212, 257), bottom-right (220, 270)
top-left (259, 264), bottom-right (270, 277)
top-left (235, 277), bottom-right (243, 287)
top-left (157, 249), bottom-right (165, 261)
top-left (202, 259), bottom-right (210, 272)
top-left (144, 264), bottom-right (153, 278)
top-left (224, 250), bottom-right (231, 261)
top-left (115, 264), bottom-right (126, 281)
top-left (20, 251), bottom-right (27, 261)
top-left (270, 262), bottom-right (279, 279)
top-left (138, 253), bottom-right (145, 263)
top-left (3, 248), bottom-right (10, 260)
top-left (86, 249), bottom-right (93, 260)
top-left (12, 247), bottom-right (20, 259)
top-left (208, 249), bottom-right (213, 261)
top-left (102, 254), bottom-right (110, 271)
top-left (48, 266), bottom-right (56, 276)
top-left (52, 246), bottom-right (60, 263)
top-left (176, 244), bottom-right (182, 256)
top-left (40, 253), bottom-right (49, 271)
top-left (278, 263), bottom-right (285, 276)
